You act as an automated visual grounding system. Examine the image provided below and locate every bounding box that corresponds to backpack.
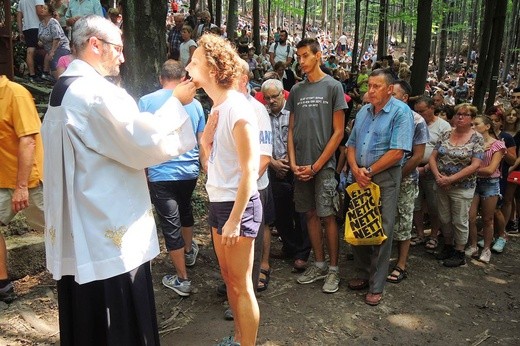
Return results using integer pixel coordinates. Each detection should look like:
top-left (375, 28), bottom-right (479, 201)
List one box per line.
top-left (274, 42), bottom-right (291, 59)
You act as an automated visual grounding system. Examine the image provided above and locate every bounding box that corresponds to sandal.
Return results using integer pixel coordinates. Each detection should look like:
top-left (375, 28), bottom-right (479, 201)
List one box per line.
top-left (257, 268), bottom-right (271, 292)
top-left (410, 236), bottom-right (426, 246)
top-left (386, 266), bottom-right (407, 284)
top-left (425, 238), bottom-right (438, 250)
top-left (365, 292), bottom-right (383, 306)
top-left (347, 278), bottom-right (369, 290)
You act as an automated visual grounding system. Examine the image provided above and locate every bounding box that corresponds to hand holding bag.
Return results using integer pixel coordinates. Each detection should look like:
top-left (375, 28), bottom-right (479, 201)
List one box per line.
top-left (344, 182), bottom-right (387, 246)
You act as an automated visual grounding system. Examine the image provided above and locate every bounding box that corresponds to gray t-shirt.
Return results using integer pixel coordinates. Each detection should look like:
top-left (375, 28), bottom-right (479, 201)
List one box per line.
top-left (285, 75), bottom-right (348, 169)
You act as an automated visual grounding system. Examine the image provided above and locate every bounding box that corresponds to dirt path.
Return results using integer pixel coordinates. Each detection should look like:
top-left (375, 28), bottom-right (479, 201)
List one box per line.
top-left (2, 228), bottom-right (519, 346)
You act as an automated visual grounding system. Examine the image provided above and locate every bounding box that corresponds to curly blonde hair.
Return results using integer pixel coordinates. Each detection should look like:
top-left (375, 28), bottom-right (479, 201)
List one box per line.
top-left (197, 34), bottom-right (240, 89)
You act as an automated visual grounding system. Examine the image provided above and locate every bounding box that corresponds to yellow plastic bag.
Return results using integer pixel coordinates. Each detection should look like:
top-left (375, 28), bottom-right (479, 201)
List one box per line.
top-left (344, 182), bottom-right (387, 246)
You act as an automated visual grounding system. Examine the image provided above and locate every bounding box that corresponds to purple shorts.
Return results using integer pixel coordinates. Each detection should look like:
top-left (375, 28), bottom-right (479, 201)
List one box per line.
top-left (208, 193), bottom-right (262, 238)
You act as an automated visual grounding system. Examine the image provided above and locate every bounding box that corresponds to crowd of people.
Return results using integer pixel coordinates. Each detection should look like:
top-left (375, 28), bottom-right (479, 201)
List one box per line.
top-left (2, 3), bottom-right (520, 346)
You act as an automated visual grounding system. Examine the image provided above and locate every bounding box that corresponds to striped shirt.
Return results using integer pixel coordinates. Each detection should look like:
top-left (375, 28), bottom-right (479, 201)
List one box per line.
top-left (478, 139), bottom-right (506, 179)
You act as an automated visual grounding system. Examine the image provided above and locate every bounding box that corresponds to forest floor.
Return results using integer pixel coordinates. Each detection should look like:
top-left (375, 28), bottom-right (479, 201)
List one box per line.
top-left (1, 220), bottom-right (519, 346)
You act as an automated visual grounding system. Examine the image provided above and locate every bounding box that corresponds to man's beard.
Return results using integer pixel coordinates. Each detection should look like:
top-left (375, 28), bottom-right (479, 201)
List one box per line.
top-left (100, 48), bottom-right (120, 77)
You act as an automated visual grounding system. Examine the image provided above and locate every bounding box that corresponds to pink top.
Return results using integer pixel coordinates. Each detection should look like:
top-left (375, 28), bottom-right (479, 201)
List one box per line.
top-left (56, 54), bottom-right (74, 70)
top-left (478, 139), bottom-right (506, 178)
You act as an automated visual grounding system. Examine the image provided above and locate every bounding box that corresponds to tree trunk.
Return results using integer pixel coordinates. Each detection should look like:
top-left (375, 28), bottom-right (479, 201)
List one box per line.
top-left (501, 0), bottom-right (519, 82)
top-left (484, 0), bottom-right (507, 111)
top-left (267, 0), bottom-right (271, 43)
top-left (377, 0), bottom-right (388, 59)
top-left (253, 0), bottom-right (260, 54)
top-left (410, 0), bottom-right (433, 96)
top-left (359, 0), bottom-right (370, 65)
top-left (472, 0), bottom-right (496, 110)
top-left (215, 0), bottom-right (222, 27)
top-left (437, 0), bottom-right (448, 80)
top-left (208, 0), bottom-right (213, 19)
top-left (466, 0), bottom-right (477, 68)
top-left (321, 0), bottom-right (327, 35)
top-left (352, 0), bottom-right (361, 67)
top-left (226, 0), bottom-right (239, 42)
top-left (120, 0), bottom-right (167, 99)
top-left (301, 0), bottom-right (308, 39)
top-left (406, 0), bottom-right (414, 65)
top-left (331, 0), bottom-right (337, 41)
top-left (190, 0), bottom-right (198, 12)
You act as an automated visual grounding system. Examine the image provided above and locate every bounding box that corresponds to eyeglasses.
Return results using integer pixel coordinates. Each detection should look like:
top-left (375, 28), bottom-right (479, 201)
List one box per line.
top-left (264, 91), bottom-right (282, 101)
top-left (96, 37), bottom-right (124, 55)
top-left (456, 112), bottom-right (472, 117)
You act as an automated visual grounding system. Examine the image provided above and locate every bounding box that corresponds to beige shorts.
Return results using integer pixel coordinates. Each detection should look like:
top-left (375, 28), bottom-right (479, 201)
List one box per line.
top-left (0, 184), bottom-right (45, 231)
top-left (294, 168), bottom-right (339, 217)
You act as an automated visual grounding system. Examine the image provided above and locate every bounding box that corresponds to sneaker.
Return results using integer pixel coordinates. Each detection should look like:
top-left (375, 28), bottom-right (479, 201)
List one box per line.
top-left (215, 335), bottom-right (239, 346)
top-left (479, 248), bottom-right (492, 263)
top-left (28, 75), bottom-right (45, 83)
top-left (0, 282), bottom-right (16, 303)
top-left (465, 245), bottom-right (479, 258)
top-left (162, 274), bottom-right (191, 297)
top-left (216, 282), bottom-right (227, 296)
top-left (322, 270), bottom-right (340, 293)
top-left (443, 250), bottom-right (466, 267)
top-left (492, 237), bottom-right (507, 253)
top-left (185, 240), bottom-right (199, 267)
top-left (297, 265), bottom-right (328, 284)
top-left (223, 308), bottom-right (234, 321)
top-left (40, 73), bottom-right (55, 82)
top-left (435, 245), bottom-right (454, 260)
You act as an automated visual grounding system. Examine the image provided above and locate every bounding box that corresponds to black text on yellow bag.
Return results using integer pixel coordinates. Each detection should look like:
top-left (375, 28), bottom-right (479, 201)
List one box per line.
top-left (344, 182), bottom-right (387, 246)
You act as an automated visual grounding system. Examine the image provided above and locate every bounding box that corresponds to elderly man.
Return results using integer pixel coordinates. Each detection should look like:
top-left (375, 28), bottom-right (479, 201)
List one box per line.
top-left (168, 13), bottom-right (185, 60)
top-left (41, 15), bottom-right (196, 345)
top-left (64, 0), bottom-right (104, 27)
top-left (194, 10), bottom-right (217, 39)
top-left (0, 75), bottom-right (45, 304)
top-left (262, 78), bottom-right (310, 270)
top-left (346, 69), bottom-right (413, 306)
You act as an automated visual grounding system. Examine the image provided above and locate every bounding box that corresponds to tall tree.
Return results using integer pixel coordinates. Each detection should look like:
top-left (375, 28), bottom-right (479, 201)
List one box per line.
top-left (484, 0), bottom-right (507, 111)
top-left (437, 0), bottom-right (449, 80)
top-left (226, 0), bottom-right (239, 41)
top-left (501, 0), bottom-right (519, 82)
top-left (352, 0), bottom-right (361, 66)
top-left (410, 0), bottom-right (433, 96)
top-left (301, 0), bottom-right (309, 39)
top-left (473, 0), bottom-right (507, 111)
top-left (253, 0), bottom-right (261, 54)
top-left (377, 0), bottom-right (388, 59)
top-left (120, 0), bottom-right (167, 99)
top-left (216, 0), bottom-right (222, 27)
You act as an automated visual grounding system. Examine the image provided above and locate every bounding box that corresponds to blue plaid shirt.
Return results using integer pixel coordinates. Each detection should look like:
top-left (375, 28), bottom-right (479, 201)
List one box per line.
top-left (168, 27), bottom-right (183, 60)
top-left (347, 97), bottom-right (414, 168)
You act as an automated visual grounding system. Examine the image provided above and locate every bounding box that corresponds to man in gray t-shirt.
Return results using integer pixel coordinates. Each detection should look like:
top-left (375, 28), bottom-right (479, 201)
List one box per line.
top-left (286, 38), bottom-right (347, 294)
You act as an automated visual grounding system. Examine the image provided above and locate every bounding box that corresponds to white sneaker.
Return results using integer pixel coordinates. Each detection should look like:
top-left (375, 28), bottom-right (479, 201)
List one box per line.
top-left (479, 248), bottom-right (492, 264)
top-left (465, 245), bottom-right (478, 258)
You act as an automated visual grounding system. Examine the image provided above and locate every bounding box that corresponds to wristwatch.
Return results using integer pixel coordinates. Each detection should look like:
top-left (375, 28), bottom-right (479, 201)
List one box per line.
top-left (366, 166), bottom-right (373, 177)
